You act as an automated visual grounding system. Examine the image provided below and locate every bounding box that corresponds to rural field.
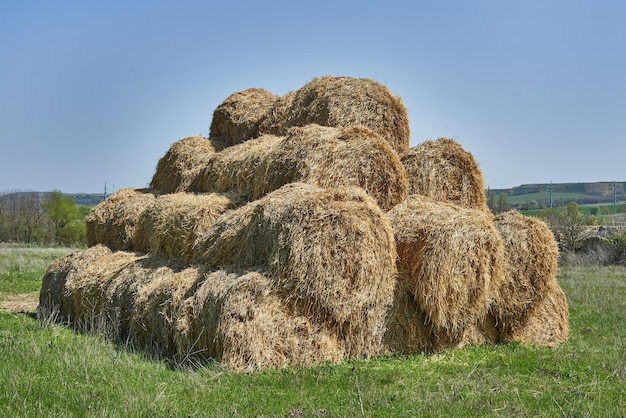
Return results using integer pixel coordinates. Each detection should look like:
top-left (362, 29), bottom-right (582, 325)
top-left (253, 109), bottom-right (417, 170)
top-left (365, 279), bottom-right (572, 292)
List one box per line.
top-left (0, 245), bottom-right (624, 416)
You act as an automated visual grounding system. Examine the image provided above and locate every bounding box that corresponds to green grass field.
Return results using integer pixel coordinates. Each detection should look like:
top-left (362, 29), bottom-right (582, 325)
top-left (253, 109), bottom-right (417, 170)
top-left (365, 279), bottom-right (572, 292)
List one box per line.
top-left (504, 191), bottom-right (591, 205)
top-left (1, 246), bottom-right (624, 416)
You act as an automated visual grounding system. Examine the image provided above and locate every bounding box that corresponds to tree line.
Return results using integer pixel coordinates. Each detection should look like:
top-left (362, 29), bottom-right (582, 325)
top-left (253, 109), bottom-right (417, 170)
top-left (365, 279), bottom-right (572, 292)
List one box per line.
top-left (0, 190), bottom-right (90, 246)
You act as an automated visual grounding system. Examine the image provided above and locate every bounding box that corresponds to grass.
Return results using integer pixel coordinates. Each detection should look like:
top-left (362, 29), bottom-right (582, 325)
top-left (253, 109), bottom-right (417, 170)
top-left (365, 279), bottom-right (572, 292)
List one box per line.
top-left (0, 244), bottom-right (75, 294)
top-left (504, 191), bottom-right (591, 205)
top-left (1, 245), bottom-right (625, 416)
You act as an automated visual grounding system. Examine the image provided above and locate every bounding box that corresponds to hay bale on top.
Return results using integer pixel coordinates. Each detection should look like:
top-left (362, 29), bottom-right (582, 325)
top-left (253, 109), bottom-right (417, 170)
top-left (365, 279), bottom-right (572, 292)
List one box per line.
top-left (401, 138), bottom-right (488, 211)
top-left (193, 183), bottom-right (398, 357)
top-left (491, 211), bottom-right (560, 336)
top-left (258, 75), bottom-right (410, 155)
top-left (134, 191), bottom-right (246, 260)
top-left (193, 124), bottom-right (409, 211)
top-left (86, 188), bottom-right (159, 252)
top-left (209, 88), bottom-right (279, 146)
top-left (386, 195), bottom-right (504, 338)
top-left (505, 282), bottom-right (569, 346)
top-left (176, 269), bottom-right (344, 371)
top-left (150, 136), bottom-right (225, 193)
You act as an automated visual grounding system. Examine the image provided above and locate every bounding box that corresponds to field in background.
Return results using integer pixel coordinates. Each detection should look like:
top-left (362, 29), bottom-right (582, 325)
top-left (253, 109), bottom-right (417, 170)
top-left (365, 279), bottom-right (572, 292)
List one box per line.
top-left (0, 245), bottom-right (624, 416)
top-left (490, 181), bottom-right (626, 213)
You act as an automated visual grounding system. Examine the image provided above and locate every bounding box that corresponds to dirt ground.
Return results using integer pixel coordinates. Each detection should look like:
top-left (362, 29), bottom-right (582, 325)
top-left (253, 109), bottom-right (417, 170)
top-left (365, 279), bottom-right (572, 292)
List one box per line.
top-left (0, 292), bottom-right (38, 314)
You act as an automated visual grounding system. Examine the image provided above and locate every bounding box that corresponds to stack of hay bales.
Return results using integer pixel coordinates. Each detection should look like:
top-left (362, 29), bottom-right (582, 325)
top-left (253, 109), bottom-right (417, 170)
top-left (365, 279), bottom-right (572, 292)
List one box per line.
top-left (38, 75), bottom-right (568, 372)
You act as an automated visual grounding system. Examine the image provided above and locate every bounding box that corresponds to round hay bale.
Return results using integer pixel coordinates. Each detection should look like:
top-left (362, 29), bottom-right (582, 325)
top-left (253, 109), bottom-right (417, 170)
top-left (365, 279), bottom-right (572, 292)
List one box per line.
top-left (457, 314), bottom-right (500, 348)
top-left (383, 283), bottom-right (440, 355)
top-left (384, 280), bottom-right (499, 355)
top-left (506, 282), bottom-right (569, 346)
top-left (492, 211), bottom-right (560, 336)
top-left (193, 124), bottom-right (409, 211)
top-left (38, 245), bottom-right (138, 333)
top-left (258, 75), bottom-right (410, 155)
top-left (86, 188), bottom-right (159, 252)
top-left (193, 183), bottom-right (398, 356)
top-left (134, 191), bottom-right (246, 260)
top-left (209, 88), bottom-right (279, 146)
top-left (150, 136), bottom-right (225, 193)
top-left (175, 269), bottom-right (344, 371)
top-left (386, 195), bottom-right (504, 338)
top-left (38, 251), bottom-right (78, 322)
top-left (128, 262), bottom-right (200, 357)
top-left (401, 138), bottom-right (488, 211)
top-left (38, 245), bottom-right (114, 325)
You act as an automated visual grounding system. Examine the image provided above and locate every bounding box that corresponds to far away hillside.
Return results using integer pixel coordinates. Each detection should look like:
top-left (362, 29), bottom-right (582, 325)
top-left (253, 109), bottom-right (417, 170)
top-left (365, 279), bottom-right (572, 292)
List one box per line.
top-left (488, 181), bottom-right (626, 211)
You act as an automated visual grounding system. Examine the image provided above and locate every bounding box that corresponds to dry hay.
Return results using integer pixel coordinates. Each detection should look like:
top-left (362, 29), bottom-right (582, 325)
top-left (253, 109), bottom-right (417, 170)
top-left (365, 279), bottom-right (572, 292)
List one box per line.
top-left (1, 292), bottom-right (39, 314)
top-left (193, 183), bottom-right (398, 357)
top-left (150, 136), bottom-right (226, 193)
top-left (457, 314), bottom-right (500, 348)
top-left (175, 269), bottom-right (344, 371)
top-left (134, 191), bottom-right (246, 260)
top-left (401, 138), bottom-right (488, 211)
top-left (38, 245), bottom-right (138, 332)
top-left (128, 261), bottom-right (200, 356)
top-left (258, 75), bottom-right (410, 155)
top-left (86, 188), bottom-right (159, 252)
top-left (38, 251), bottom-right (78, 321)
top-left (386, 195), bottom-right (504, 338)
top-left (491, 211), bottom-right (560, 337)
top-left (505, 282), bottom-right (569, 346)
top-left (383, 282), bottom-right (441, 354)
top-left (384, 281), bottom-right (499, 355)
top-left (37, 246), bottom-right (197, 347)
top-left (192, 124), bottom-right (408, 211)
top-left (209, 88), bottom-right (279, 146)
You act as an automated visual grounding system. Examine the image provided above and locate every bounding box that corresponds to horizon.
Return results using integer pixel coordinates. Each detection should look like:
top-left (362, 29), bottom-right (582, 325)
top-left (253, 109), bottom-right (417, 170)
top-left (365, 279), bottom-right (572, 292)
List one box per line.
top-left (3, 179), bottom-right (626, 196)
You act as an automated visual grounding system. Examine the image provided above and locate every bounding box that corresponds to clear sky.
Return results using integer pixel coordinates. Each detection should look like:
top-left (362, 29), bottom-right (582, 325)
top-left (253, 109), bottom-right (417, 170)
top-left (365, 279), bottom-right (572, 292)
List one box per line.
top-left (1, 1), bottom-right (624, 193)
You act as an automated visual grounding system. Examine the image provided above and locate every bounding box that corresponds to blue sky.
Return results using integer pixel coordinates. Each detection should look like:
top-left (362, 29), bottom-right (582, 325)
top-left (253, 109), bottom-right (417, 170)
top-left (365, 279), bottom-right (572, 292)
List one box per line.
top-left (1, 1), bottom-right (624, 193)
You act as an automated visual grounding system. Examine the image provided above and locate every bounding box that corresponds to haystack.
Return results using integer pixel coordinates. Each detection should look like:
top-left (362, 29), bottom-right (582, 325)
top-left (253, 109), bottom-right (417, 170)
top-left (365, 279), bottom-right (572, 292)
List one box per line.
top-left (150, 136), bottom-right (225, 193)
top-left (209, 88), bottom-right (279, 146)
top-left (193, 183), bottom-right (398, 356)
top-left (192, 124), bottom-right (408, 211)
top-left (175, 269), bottom-right (344, 371)
top-left (491, 211), bottom-right (560, 336)
top-left (386, 195), bottom-right (504, 338)
top-left (86, 188), bottom-right (159, 252)
top-left (401, 138), bottom-right (488, 211)
top-left (134, 191), bottom-right (245, 260)
top-left (258, 76), bottom-right (410, 155)
top-left (505, 282), bottom-right (569, 346)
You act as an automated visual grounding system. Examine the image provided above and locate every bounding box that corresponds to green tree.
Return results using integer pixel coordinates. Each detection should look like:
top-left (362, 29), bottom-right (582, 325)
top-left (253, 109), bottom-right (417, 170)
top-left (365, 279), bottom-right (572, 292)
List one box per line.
top-left (487, 191), bottom-right (496, 213)
top-left (43, 190), bottom-right (86, 246)
top-left (497, 193), bottom-right (510, 214)
top-left (542, 201), bottom-right (591, 252)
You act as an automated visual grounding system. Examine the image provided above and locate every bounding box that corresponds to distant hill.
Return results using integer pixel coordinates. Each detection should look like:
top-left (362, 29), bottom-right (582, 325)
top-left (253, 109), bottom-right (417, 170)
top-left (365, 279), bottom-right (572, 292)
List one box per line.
top-left (0, 191), bottom-right (105, 208)
top-left (68, 193), bottom-right (105, 207)
top-left (488, 181), bottom-right (626, 210)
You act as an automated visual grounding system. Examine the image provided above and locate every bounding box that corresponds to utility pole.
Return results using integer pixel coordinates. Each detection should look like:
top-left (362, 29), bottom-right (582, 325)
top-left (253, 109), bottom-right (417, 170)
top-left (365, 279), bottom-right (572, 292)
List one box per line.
top-left (614, 181), bottom-right (617, 206)
top-left (550, 181), bottom-right (553, 208)
top-left (103, 182), bottom-right (107, 202)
